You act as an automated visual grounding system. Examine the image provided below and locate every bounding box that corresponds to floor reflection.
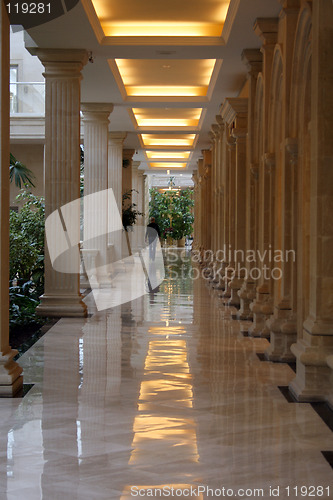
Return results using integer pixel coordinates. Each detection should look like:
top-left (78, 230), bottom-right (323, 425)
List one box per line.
top-left (0, 250), bottom-right (332, 499)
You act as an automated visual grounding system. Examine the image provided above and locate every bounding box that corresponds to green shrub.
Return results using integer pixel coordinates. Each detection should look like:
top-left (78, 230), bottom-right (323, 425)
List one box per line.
top-left (9, 191), bottom-right (45, 330)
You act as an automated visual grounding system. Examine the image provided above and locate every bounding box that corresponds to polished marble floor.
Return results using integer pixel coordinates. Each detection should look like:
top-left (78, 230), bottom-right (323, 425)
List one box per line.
top-left (0, 250), bottom-right (332, 499)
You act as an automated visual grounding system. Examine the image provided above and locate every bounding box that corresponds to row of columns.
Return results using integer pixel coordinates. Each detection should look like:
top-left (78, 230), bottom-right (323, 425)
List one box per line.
top-left (193, 0), bottom-right (333, 406)
top-left (0, 19), bottom-right (147, 393)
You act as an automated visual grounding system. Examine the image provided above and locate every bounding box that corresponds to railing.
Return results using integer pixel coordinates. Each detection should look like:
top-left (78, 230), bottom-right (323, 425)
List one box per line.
top-left (10, 82), bottom-right (45, 115)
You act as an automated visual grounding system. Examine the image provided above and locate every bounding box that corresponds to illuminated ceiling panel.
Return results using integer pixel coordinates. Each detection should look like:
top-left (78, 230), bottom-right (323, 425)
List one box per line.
top-left (149, 163), bottom-right (187, 169)
top-left (109, 59), bottom-right (221, 102)
top-left (140, 134), bottom-right (196, 149)
top-left (84, 0), bottom-right (231, 44)
top-left (131, 108), bottom-right (203, 129)
top-left (146, 151), bottom-right (191, 160)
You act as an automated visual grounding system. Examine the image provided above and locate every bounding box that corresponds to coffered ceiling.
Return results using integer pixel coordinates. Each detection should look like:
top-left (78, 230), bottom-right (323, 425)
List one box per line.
top-left (25, 0), bottom-right (282, 176)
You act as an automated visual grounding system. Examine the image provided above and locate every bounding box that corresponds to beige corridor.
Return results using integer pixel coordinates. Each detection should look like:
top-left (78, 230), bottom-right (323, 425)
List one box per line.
top-left (0, 251), bottom-right (332, 499)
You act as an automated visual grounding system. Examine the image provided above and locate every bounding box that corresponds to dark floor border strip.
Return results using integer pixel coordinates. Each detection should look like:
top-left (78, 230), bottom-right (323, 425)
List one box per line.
top-left (278, 386), bottom-right (333, 433)
top-left (257, 352), bottom-right (266, 362)
top-left (321, 451), bottom-right (333, 469)
top-left (14, 383), bottom-right (34, 399)
top-left (311, 402), bottom-right (333, 432)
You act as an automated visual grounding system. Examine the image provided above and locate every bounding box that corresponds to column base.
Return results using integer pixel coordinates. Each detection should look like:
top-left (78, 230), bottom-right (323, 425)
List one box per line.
top-left (289, 332), bottom-right (333, 403)
top-left (265, 309), bottom-right (297, 362)
top-left (248, 289), bottom-right (270, 337)
top-left (37, 294), bottom-right (88, 317)
top-left (0, 349), bottom-right (23, 397)
top-left (237, 280), bottom-right (256, 320)
top-left (327, 355), bottom-right (333, 410)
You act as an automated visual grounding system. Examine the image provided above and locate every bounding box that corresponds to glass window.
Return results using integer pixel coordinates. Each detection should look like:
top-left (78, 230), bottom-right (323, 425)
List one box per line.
top-left (10, 65), bottom-right (18, 113)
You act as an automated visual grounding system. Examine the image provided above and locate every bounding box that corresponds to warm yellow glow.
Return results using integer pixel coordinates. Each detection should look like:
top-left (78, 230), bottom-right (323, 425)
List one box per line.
top-left (146, 151), bottom-right (191, 160)
top-left (112, 59), bottom-right (217, 99)
top-left (129, 336), bottom-right (199, 466)
top-left (132, 108), bottom-right (202, 128)
top-left (126, 86), bottom-right (207, 97)
top-left (102, 22), bottom-right (223, 37)
top-left (136, 119), bottom-right (196, 127)
top-left (141, 134), bottom-right (196, 147)
top-left (149, 163), bottom-right (187, 169)
top-left (149, 326), bottom-right (185, 335)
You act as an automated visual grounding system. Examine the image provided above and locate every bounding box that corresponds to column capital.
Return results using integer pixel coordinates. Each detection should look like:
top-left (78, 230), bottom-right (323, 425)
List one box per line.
top-left (81, 102), bottom-right (114, 119)
top-left (29, 48), bottom-right (89, 75)
top-left (253, 18), bottom-right (279, 46)
top-left (215, 115), bottom-right (225, 134)
top-left (132, 161), bottom-right (141, 170)
top-left (221, 98), bottom-right (248, 126)
top-left (108, 132), bottom-right (127, 144)
top-left (241, 49), bottom-right (263, 76)
top-left (211, 123), bottom-right (221, 138)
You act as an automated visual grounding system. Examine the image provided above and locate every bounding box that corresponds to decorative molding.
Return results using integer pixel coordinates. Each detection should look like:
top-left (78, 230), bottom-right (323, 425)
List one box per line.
top-left (253, 18), bottom-right (279, 45)
top-left (220, 97), bottom-right (248, 125)
top-left (222, 0), bottom-right (241, 44)
top-left (241, 49), bottom-right (263, 75)
top-left (108, 132), bottom-right (127, 144)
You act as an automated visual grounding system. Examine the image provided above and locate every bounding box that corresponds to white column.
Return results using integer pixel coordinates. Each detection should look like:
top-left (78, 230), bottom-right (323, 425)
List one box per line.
top-left (0, 2), bottom-right (23, 395)
top-left (33, 49), bottom-right (88, 317)
top-left (131, 161), bottom-right (145, 250)
top-left (108, 132), bottom-right (126, 261)
top-left (81, 103), bottom-right (113, 286)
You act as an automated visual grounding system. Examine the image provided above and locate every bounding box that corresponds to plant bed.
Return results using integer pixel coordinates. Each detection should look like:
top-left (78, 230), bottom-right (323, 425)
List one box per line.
top-left (10, 319), bottom-right (58, 359)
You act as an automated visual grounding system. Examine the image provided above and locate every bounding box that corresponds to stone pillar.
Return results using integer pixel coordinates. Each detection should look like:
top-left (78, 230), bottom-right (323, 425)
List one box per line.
top-left (192, 171), bottom-right (199, 250)
top-left (290, 0), bottom-right (333, 402)
top-left (265, 2), bottom-right (300, 360)
top-left (131, 161), bottom-right (144, 250)
top-left (225, 99), bottom-right (248, 308)
top-left (33, 49), bottom-right (88, 317)
top-left (201, 150), bottom-right (212, 268)
top-left (143, 174), bottom-right (149, 226)
top-left (197, 158), bottom-right (204, 260)
top-left (207, 126), bottom-right (219, 281)
top-left (81, 103), bottom-right (113, 286)
top-left (215, 119), bottom-right (229, 292)
top-left (122, 149), bottom-right (135, 201)
top-left (238, 49), bottom-right (262, 320)
top-left (249, 18), bottom-right (278, 336)
top-left (0, 2), bottom-right (23, 396)
top-left (108, 132), bottom-right (126, 261)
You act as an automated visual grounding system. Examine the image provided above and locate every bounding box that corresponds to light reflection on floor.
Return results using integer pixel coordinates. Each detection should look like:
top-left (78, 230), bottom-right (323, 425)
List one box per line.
top-left (0, 249), bottom-right (332, 499)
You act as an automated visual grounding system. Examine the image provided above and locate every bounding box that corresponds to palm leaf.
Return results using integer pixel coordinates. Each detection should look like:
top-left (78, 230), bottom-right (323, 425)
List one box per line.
top-left (10, 153), bottom-right (35, 188)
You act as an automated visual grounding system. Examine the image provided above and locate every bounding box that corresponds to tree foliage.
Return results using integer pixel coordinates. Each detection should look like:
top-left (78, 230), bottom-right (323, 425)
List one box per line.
top-left (9, 191), bottom-right (45, 331)
top-left (149, 188), bottom-right (194, 240)
top-left (10, 153), bottom-right (36, 188)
